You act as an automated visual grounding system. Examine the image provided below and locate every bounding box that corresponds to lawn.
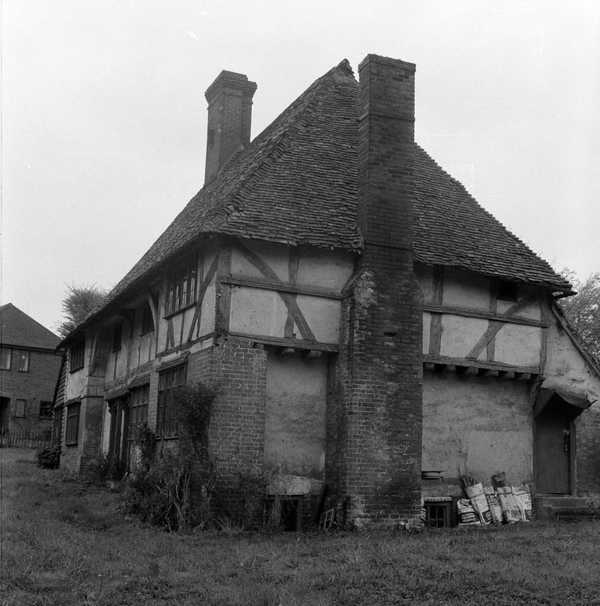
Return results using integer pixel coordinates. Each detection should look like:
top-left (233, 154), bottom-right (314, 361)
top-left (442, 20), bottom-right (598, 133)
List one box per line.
top-left (1, 449), bottom-right (600, 606)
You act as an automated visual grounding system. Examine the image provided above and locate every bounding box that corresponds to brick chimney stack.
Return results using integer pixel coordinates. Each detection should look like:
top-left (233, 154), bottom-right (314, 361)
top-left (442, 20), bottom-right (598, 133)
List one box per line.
top-left (341, 55), bottom-right (423, 526)
top-left (204, 71), bottom-right (257, 185)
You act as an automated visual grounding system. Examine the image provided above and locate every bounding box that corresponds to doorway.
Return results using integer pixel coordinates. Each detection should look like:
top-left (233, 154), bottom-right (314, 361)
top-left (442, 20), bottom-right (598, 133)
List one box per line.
top-left (0, 397), bottom-right (9, 433)
top-left (107, 396), bottom-right (129, 475)
top-left (535, 397), bottom-right (574, 494)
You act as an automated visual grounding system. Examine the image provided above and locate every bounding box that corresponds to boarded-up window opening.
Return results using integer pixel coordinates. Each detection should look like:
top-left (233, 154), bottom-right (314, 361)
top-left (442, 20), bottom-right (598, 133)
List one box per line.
top-left (65, 402), bottom-right (81, 446)
top-left (157, 365), bottom-right (186, 438)
top-left (70, 340), bottom-right (85, 372)
top-left (141, 304), bottom-right (154, 335)
top-left (112, 323), bottom-right (122, 352)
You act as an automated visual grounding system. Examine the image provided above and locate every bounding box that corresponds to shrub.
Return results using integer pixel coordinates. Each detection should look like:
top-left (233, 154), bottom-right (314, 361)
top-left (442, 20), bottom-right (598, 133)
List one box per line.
top-left (86, 454), bottom-right (126, 483)
top-left (37, 445), bottom-right (60, 469)
top-left (123, 382), bottom-right (215, 531)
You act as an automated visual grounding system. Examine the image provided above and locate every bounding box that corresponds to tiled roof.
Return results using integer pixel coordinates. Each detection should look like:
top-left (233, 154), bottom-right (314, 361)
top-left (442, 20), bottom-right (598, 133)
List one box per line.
top-left (84, 58), bottom-right (570, 328)
top-left (0, 303), bottom-right (60, 350)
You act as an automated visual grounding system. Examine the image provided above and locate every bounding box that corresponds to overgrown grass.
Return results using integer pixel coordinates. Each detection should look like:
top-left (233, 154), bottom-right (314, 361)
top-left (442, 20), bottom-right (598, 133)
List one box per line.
top-left (1, 448), bottom-right (600, 605)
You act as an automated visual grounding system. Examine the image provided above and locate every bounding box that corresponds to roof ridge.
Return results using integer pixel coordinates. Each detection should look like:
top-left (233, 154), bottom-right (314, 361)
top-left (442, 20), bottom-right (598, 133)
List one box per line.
top-left (224, 62), bottom-right (355, 218)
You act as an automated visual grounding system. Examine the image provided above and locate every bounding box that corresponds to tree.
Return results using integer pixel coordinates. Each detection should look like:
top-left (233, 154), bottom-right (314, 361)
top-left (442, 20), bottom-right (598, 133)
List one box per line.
top-left (57, 284), bottom-right (107, 338)
top-left (558, 271), bottom-right (600, 364)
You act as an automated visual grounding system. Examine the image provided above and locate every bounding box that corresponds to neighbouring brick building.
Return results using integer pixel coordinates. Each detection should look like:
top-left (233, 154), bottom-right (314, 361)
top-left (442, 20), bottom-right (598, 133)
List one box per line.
top-left (56, 55), bottom-right (600, 527)
top-left (0, 303), bottom-right (62, 437)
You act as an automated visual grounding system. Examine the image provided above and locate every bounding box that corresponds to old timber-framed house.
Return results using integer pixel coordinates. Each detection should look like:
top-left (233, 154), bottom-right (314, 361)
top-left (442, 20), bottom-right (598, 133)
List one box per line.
top-left (57, 55), bottom-right (600, 526)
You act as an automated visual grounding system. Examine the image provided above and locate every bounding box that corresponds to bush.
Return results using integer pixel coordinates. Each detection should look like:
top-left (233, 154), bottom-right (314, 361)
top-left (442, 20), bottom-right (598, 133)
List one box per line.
top-left (37, 445), bottom-right (60, 469)
top-left (122, 382), bottom-right (215, 531)
top-left (86, 454), bottom-right (126, 483)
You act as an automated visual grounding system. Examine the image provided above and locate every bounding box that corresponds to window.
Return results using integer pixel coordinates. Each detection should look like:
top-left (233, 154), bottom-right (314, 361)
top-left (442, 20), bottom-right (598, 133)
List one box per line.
top-left (15, 399), bottom-right (26, 418)
top-left (65, 402), bottom-right (81, 446)
top-left (165, 255), bottom-right (198, 316)
top-left (69, 340), bottom-right (85, 372)
top-left (157, 365), bottom-right (186, 438)
top-left (424, 501), bottom-right (452, 528)
top-left (0, 348), bottom-right (11, 370)
top-left (497, 281), bottom-right (518, 302)
top-left (128, 384), bottom-right (149, 439)
top-left (39, 401), bottom-right (53, 418)
top-left (141, 303), bottom-right (154, 335)
top-left (15, 350), bottom-right (30, 372)
top-left (112, 323), bottom-right (122, 353)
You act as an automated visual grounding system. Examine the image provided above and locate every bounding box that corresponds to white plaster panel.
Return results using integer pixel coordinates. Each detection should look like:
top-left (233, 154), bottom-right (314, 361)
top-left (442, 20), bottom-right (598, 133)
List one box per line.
top-left (545, 312), bottom-right (600, 400)
top-left (229, 287), bottom-right (287, 337)
top-left (497, 298), bottom-right (541, 320)
top-left (295, 296), bottom-right (340, 343)
top-left (440, 315), bottom-right (488, 359)
top-left (422, 373), bottom-right (533, 485)
top-left (231, 241), bottom-right (289, 281)
top-left (442, 269), bottom-right (491, 310)
top-left (494, 324), bottom-right (541, 367)
top-left (422, 311), bottom-right (431, 354)
top-left (296, 249), bottom-right (354, 291)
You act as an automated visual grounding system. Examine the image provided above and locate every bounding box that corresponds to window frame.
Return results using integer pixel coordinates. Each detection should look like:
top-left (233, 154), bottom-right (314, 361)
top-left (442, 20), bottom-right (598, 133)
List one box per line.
top-left (164, 254), bottom-right (198, 317)
top-left (69, 340), bottom-right (85, 373)
top-left (15, 399), bottom-right (26, 419)
top-left (39, 400), bottom-right (53, 419)
top-left (156, 364), bottom-right (187, 439)
top-left (15, 350), bottom-right (30, 373)
top-left (0, 348), bottom-right (12, 371)
top-left (496, 280), bottom-right (519, 303)
top-left (127, 384), bottom-right (150, 440)
top-left (65, 402), bottom-right (81, 447)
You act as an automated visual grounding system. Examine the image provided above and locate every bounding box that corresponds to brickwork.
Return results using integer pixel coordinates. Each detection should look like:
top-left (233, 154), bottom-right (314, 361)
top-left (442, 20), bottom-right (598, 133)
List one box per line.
top-left (207, 337), bottom-right (267, 515)
top-left (0, 348), bottom-right (62, 435)
top-left (576, 402), bottom-right (600, 495)
top-left (338, 55), bottom-right (423, 526)
top-left (204, 72), bottom-right (257, 184)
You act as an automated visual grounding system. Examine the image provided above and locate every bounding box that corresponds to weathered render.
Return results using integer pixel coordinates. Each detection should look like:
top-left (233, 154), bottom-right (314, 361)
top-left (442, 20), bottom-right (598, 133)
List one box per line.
top-left (56, 54), bottom-right (600, 526)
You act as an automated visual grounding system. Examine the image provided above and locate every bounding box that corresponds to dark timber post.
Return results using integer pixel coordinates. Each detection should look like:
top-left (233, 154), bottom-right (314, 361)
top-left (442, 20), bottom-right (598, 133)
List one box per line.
top-left (343, 54), bottom-right (423, 526)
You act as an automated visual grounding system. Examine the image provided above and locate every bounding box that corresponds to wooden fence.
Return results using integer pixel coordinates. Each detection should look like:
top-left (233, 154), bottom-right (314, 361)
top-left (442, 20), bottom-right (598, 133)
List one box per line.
top-left (0, 430), bottom-right (53, 450)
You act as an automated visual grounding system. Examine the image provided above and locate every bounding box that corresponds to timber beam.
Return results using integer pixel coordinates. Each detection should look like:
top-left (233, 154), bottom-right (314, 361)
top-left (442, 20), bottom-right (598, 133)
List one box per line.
top-left (423, 355), bottom-right (539, 379)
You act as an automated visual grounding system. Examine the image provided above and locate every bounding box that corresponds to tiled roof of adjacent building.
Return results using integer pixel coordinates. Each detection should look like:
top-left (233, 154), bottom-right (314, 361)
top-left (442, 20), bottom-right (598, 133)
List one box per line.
top-left (0, 303), bottom-right (60, 350)
top-left (86, 58), bottom-right (571, 328)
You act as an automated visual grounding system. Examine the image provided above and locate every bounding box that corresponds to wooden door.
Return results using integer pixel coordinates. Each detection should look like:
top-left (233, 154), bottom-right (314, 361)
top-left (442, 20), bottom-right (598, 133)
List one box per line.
top-left (108, 397), bottom-right (129, 473)
top-left (535, 401), bottom-right (571, 494)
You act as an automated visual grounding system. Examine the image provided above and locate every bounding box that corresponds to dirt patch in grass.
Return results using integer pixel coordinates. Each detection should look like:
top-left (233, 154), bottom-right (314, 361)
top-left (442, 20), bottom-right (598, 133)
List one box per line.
top-left (2, 448), bottom-right (600, 605)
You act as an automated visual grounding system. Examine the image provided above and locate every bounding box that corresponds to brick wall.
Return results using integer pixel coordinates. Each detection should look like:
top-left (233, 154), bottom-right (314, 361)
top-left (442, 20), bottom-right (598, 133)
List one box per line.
top-left (338, 55), bottom-right (423, 526)
top-left (0, 348), bottom-right (61, 435)
top-left (206, 337), bottom-right (267, 516)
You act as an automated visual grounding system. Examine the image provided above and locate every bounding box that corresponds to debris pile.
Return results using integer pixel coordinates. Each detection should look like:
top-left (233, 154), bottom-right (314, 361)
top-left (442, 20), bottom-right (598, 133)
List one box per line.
top-left (457, 473), bottom-right (532, 526)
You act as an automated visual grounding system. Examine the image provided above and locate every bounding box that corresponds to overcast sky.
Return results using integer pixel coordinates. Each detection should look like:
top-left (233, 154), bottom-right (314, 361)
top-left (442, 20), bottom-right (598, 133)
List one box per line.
top-left (2, 0), bottom-right (599, 333)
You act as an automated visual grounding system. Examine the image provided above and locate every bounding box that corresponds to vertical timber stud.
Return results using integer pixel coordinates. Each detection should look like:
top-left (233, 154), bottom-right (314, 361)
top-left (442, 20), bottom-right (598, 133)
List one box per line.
top-left (344, 55), bottom-right (423, 527)
top-left (215, 241), bottom-right (232, 337)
